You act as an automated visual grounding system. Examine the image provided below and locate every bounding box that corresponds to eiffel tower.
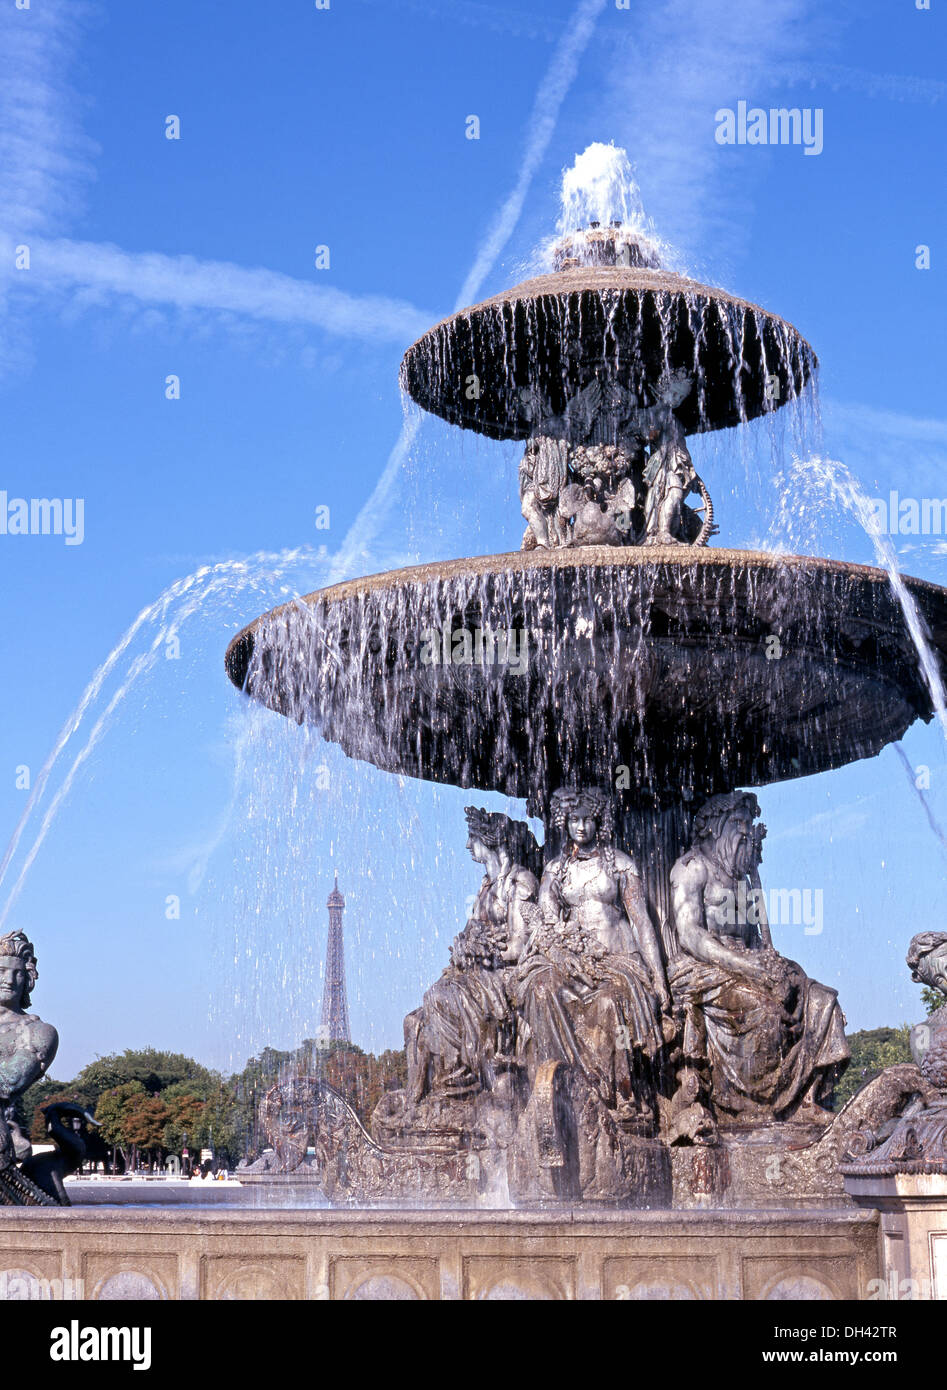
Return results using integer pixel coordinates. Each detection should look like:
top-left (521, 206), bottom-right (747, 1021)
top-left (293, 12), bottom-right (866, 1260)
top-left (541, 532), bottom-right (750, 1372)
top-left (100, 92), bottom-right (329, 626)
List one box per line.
top-left (319, 872), bottom-right (351, 1044)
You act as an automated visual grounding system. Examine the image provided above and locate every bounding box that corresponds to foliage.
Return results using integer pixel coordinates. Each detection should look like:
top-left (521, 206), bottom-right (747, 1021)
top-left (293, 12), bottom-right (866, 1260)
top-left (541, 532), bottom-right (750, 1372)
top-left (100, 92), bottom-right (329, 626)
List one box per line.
top-left (20, 1042), bottom-right (409, 1167)
top-left (834, 1026), bottom-right (913, 1109)
top-left (921, 986), bottom-right (947, 1017)
top-left (72, 1048), bottom-right (220, 1108)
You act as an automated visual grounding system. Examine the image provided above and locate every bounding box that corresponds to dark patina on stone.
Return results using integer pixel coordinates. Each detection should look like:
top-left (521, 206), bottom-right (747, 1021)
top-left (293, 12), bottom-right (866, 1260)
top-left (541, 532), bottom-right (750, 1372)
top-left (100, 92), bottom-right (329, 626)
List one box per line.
top-left (399, 266), bottom-right (817, 441)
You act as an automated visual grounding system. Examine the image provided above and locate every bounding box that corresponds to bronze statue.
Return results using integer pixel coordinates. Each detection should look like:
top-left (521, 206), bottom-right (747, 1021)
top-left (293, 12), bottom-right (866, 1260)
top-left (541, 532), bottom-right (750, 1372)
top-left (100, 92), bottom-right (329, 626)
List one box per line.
top-left (641, 406), bottom-right (713, 546)
top-left (667, 792), bottom-right (849, 1131)
top-left (0, 931), bottom-right (61, 1205)
top-left (404, 807), bottom-right (539, 1107)
top-left (517, 372), bottom-right (714, 551)
top-left (514, 787), bottom-right (672, 1134)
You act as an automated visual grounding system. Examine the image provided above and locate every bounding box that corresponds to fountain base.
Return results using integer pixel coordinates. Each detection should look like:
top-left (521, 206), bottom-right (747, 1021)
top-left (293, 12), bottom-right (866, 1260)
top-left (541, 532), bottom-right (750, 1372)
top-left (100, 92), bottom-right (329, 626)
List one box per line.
top-left (0, 1203), bottom-right (882, 1300)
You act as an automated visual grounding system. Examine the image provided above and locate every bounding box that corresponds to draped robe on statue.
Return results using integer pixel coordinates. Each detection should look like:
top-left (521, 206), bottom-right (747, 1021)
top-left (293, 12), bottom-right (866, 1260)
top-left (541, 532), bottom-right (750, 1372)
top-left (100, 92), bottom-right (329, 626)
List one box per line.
top-left (667, 948), bottom-right (849, 1121)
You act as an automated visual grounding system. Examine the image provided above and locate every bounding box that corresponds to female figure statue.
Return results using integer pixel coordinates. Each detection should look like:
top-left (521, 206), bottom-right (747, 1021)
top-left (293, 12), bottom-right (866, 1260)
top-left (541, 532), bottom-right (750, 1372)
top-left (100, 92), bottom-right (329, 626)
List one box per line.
top-left (405, 807), bottom-right (539, 1105)
top-left (514, 788), bottom-right (672, 1132)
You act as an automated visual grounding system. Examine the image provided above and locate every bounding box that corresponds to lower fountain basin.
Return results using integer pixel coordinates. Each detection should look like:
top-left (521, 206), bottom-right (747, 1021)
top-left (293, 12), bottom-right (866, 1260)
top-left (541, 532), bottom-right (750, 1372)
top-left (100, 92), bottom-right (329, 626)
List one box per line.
top-left (225, 547), bottom-right (947, 805)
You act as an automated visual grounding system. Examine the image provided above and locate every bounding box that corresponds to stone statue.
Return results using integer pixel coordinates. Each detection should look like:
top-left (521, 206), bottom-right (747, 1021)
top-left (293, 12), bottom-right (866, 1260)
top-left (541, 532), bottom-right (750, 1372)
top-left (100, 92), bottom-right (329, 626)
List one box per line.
top-left (403, 807), bottom-right (540, 1108)
top-left (0, 931), bottom-right (61, 1206)
top-left (517, 372), bottom-right (715, 551)
top-left (641, 405), bottom-right (714, 546)
top-left (514, 787), bottom-right (673, 1134)
top-left (667, 792), bottom-right (849, 1133)
top-left (519, 436), bottom-right (571, 549)
top-left (839, 934), bottom-right (947, 1177)
top-left (907, 933), bottom-right (947, 1093)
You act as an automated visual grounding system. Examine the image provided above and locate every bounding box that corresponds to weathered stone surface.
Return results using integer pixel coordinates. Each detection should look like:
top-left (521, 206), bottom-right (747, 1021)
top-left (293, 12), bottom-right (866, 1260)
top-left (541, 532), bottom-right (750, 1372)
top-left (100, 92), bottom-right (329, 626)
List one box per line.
top-left (399, 265), bottom-right (816, 440)
top-left (225, 550), bottom-right (947, 803)
top-left (0, 1205), bottom-right (880, 1300)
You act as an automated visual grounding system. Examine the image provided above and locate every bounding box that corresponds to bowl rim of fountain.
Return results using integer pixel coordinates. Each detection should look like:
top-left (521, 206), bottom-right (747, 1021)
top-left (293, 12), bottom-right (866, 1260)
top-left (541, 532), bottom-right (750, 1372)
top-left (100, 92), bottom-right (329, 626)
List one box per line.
top-left (399, 265), bottom-right (819, 440)
top-left (227, 547), bottom-right (946, 641)
top-left (224, 547), bottom-right (947, 800)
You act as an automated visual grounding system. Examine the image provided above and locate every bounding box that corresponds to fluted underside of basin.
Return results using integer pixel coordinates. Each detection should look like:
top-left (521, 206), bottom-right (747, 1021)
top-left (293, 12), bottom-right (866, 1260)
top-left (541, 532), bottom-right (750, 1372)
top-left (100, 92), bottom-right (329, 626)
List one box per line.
top-left (226, 549), bottom-right (947, 807)
top-left (399, 268), bottom-right (817, 441)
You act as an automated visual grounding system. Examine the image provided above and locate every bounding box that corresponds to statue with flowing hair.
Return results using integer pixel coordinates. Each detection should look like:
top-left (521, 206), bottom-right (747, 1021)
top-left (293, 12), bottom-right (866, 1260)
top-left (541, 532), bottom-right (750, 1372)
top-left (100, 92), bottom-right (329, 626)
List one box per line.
top-left (668, 791), bottom-right (849, 1134)
top-left (403, 807), bottom-right (540, 1108)
top-left (513, 787), bottom-right (672, 1134)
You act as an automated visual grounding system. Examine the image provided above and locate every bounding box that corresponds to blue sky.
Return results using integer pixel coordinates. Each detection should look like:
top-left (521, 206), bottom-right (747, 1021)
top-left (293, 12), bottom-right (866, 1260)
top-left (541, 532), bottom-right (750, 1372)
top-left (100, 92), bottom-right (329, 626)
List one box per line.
top-left (0, 0), bottom-right (945, 1078)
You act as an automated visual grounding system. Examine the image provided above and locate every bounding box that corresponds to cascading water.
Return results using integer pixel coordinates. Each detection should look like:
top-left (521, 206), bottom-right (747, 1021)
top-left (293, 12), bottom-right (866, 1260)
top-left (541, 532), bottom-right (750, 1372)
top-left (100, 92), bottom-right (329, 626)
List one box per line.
top-left (225, 142), bottom-right (947, 1208)
top-left (0, 545), bottom-right (331, 927)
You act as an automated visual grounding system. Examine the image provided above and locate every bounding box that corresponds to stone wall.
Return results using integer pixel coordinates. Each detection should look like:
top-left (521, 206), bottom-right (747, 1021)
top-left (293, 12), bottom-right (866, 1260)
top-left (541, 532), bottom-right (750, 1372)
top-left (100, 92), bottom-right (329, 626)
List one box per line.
top-left (0, 1206), bottom-right (880, 1300)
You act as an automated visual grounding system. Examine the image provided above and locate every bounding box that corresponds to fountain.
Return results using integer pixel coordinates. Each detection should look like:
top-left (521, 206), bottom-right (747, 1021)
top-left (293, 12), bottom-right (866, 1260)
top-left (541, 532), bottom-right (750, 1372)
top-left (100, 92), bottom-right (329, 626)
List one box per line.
top-left (224, 183), bottom-right (947, 1234)
top-left (3, 151), bottom-right (947, 1302)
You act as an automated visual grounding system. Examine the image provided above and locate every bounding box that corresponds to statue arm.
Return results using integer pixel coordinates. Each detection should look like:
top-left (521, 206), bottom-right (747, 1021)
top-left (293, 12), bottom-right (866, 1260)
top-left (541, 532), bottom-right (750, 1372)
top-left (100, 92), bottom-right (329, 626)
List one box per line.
top-left (621, 870), bottom-right (671, 1008)
top-left (538, 864), bottom-right (565, 924)
top-left (501, 871), bottom-right (539, 963)
top-left (671, 864), bottom-right (769, 982)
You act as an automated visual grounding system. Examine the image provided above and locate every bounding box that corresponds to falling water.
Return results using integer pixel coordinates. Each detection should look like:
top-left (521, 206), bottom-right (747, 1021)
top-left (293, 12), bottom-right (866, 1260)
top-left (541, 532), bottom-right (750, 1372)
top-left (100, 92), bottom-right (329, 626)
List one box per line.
top-left (769, 454), bottom-right (947, 740)
top-left (0, 545), bottom-right (331, 926)
top-left (558, 142), bottom-right (652, 237)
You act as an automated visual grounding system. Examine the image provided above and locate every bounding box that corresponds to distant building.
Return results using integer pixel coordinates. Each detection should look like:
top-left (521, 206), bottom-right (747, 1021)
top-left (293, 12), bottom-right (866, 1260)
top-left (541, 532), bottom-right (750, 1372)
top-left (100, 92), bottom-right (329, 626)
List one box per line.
top-left (320, 872), bottom-right (351, 1044)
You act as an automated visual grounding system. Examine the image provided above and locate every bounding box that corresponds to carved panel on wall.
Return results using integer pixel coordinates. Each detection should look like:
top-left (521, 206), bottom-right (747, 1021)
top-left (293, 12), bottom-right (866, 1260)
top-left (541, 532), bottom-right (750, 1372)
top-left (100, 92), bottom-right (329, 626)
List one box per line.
top-left (743, 1257), bottom-right (852, 1301)
top-left (603, 1255), bottom-right (717, 1300)
top-left (84, 1252), bottom-right (177, 1301)
top-left (332, 1256), bottom-right (440, 1301)
top-left (463, 1256), bottom-right (576, 1301)
top-left (202, 1255), bottom-right (306, 1301)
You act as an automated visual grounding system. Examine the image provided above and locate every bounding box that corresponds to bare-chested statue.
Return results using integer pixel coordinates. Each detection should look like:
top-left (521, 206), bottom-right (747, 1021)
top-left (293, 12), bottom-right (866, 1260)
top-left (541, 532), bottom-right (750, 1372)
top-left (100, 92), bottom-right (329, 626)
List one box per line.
top-left (668, 792), bottom-right (849, 1130)
top-left (517, 371), bottom-right (714, 550)
top-left (514, 787), bottom-right (672, 1133)
top-left (405, 807), bottom-right (539, 1105)
top-left (0, 931), bottom-right (60, 1205)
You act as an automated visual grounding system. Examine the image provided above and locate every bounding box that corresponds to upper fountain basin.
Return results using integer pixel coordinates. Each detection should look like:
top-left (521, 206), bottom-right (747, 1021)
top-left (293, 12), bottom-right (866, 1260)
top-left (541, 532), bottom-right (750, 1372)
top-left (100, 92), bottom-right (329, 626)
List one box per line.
top-left (399, 267), bottom-right (817, 441)
top-left (225, 549), bottom-right (947, 807)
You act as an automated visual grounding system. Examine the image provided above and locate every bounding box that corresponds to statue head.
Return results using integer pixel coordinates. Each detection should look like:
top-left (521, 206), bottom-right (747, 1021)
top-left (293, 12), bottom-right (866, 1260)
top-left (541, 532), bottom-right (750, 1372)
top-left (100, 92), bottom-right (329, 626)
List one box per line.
top-left (550, 786), bottom-right (615, 850)
top-left (0, 931), bottom-right (38, 1011)
top-left (907, 932), bottom-right (947, 996)
top-left (693, 791), bottom-right (765, 881)
top-left (464, 807), bottom-right (539, 872)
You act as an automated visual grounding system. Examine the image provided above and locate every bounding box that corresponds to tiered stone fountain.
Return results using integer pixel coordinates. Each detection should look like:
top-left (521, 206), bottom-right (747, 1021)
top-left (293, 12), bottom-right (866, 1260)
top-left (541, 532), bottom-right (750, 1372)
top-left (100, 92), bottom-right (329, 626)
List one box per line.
top-left (226, 212), bottom-right (947, 1223)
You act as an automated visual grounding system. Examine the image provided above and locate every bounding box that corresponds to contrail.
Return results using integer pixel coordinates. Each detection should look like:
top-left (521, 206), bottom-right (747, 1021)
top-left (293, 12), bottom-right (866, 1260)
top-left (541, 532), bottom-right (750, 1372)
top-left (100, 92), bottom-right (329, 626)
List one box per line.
top-left (4, 234), bottom-right (434, 346)
top-left (454, 0), bottom-right (609, 311)
top-left (330, 0), bottom-right (608, 585)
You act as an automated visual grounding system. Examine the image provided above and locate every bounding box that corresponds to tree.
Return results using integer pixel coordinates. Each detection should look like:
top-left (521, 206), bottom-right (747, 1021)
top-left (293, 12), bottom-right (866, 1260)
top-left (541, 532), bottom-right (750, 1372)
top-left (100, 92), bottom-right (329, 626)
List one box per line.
top-left (73, 1048), bottom-right (221, 1108)
top-left (834, 1027), bottom-right (914, 1109)
top-left (161, 1089), bottom-right (206, 1151)
top-left (95, 1081), bottom-right (148, 1169)
top-left (120, 1094), bottom-right (169, 1169)
top-left (921, 986), bottom-right (947, 1017)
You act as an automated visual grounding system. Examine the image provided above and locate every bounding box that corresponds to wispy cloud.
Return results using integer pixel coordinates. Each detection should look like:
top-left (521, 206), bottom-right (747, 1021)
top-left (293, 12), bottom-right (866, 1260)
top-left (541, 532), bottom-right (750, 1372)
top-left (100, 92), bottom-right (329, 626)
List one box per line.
top-left (330, 0), bottom-right (609, 581)
top-left (3, 234), bottom-right (435, 345)
top-left (0, 1), bottom-right (98, 237)
top-left (774, 61), bottom-right (946, 106)
top-left (454, 0), bottom-right (608, 310)
top-left (0, 2), bottom-right (431, 356)
top-left (601, 0), bottom-right (821, 264)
